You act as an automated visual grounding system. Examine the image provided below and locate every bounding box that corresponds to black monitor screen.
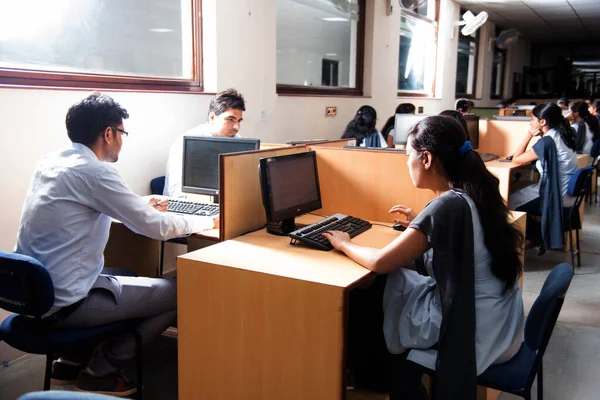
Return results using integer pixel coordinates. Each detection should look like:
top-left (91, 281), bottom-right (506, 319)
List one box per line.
top-left (182, 136), bottom-right (260, 195)
top-left (463, 115), bottom-right (480, 150)
top-left (394, 114), bottom-right (430, 145)
top-left (259, 151), bottom-right (322, 229)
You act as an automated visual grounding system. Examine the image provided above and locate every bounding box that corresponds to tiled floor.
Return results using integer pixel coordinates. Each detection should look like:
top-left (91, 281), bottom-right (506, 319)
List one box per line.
top-left (2, 201), bottom-right (600, 400)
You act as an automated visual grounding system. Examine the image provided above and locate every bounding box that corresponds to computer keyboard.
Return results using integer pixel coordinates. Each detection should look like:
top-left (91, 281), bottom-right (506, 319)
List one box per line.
top-left (478, 152), bottom-right (500, 162)
top-left (343, 145), bottom-right (406, 152)
top-left (166, 199), bottom-right (219, 217)
top-left (289, 213), bottom-right (372, 251)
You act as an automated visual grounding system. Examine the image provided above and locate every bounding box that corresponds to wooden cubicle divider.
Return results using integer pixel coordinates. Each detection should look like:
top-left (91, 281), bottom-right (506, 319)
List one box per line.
top-left (260, 142), bottom-right (289, 149)
top-left (219, 146), bottom-right (308, 241)
top-left (311, 147), bottom-right (435, 222)
top-left (306, 139), bottom-right (354, 148)
top-left (478, 119), bottom-right (536, 156)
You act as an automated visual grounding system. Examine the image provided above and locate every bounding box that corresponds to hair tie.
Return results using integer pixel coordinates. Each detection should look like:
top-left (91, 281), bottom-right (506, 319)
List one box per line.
top-left (458, 141), bottom-right (473, 156)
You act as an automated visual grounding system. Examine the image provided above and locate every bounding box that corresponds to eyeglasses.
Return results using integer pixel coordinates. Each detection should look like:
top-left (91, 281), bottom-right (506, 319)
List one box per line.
top-left (110, 127), bottom-right (129, 137)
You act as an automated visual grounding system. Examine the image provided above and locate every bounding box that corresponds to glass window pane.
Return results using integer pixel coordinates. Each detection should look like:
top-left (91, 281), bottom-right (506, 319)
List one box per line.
top-left (398, 15), bottom-right (436, 94)
top-left (276, 0), bottom-right (359, 88)
top-left (491, 50), bottom-right (505, 98)
top-left (0, 1), bottom-right (194, 79)
top-left (456, 35), bottom-right (477, 95)
top-left (400, 0), bottom-right (436, 20)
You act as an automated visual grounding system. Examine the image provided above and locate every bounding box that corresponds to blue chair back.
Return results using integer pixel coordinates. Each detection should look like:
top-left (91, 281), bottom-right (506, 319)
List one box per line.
top-left (0, 251), bottom-right (54, 317)
top-left (566, 166), bottom-right (594, 198)
top-left (591, 140), bottom-right (600, 159)
top-left (525, 263), bottom-right (573, 351)
top-left (150, 176), bottom-right (166, 195)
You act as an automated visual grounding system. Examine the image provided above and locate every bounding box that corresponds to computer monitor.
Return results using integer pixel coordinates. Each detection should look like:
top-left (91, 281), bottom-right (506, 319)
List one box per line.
top-left (462, 115), bottom-right (480, 150)
top-left (259, 151), bottom-right (322, 236)
top-left (394, 114), bottom-right (430, 145)
top-left (182, 136), bottom-right (260, 196)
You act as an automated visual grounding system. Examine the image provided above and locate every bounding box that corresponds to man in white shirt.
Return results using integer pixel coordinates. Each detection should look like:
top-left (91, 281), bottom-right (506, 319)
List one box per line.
top-left (15, 93), bottom-right (217, 397)
top-left (164, 88), bottom-right (246, 197)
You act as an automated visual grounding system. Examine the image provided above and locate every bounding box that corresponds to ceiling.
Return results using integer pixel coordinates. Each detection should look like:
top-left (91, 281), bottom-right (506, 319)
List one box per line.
top-left (452, 0), bottom-right (600, 43)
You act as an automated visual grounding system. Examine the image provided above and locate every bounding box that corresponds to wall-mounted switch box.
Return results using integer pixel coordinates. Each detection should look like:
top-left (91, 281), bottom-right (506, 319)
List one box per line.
top-left (418, 106), bottom-right (424, 114)
top-left (326, 106), bottom-right (337, 117)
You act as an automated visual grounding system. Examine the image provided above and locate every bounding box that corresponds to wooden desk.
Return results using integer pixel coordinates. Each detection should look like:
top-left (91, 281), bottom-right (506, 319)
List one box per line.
top-left (178, 212), bottom-right (526, 400)
top-left (178, 214), bottom-right (397, 400)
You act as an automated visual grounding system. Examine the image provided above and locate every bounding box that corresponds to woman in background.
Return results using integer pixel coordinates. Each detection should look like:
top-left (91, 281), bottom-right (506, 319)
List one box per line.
top-left (508, 103), bottom-right (578, 213)
top-left (569, 101), bottom-right (600, 154)
top-left (381, 103), bottom-right (416, 148)
top-left (342, 105), bottom-right (386, 148)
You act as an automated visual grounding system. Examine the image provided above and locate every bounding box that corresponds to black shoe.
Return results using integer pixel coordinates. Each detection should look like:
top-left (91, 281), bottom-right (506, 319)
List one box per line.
top-left (75, 370), bottom-right (138, 397)
top-left (51, 360), bottom-right (83, 385)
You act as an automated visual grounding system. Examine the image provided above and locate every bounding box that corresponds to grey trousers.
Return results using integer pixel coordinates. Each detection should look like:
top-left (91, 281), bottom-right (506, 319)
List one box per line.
top-left (54, 274), bottom-right (177, 376)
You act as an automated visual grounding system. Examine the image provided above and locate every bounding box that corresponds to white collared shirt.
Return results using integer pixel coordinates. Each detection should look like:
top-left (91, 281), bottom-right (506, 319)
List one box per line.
top-left (16, 143), bottom-right (214, 308)
top-left (163, 123), bottom-right (240, 197)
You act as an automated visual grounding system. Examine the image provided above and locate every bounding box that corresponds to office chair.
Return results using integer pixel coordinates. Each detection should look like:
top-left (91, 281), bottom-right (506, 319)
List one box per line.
top-left (562, 166), bottom-right (594, 269)
top-left (478, 262), bottom-right (573, 400)
top-left (587, 140), bottom-right (600, 205)
top-left (150, 176), bottom-right (187, 276)
top-left (0, 251), bottom-right (143, 398)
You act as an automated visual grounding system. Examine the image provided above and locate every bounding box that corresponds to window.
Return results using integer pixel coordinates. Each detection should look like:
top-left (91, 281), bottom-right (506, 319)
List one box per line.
top-left (490, 28), bottom-right (507, 99)
top-left (455, 22), bottom-right (478, 98)
top-left (397, 1), bottom-right (438, 97)
top-left (276, 0), bottom-right (365, 96)
top-left (0, 1), bottom-right (202, 92)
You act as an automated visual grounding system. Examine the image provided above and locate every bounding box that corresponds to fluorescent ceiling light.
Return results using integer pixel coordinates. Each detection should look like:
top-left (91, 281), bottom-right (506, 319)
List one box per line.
top-left (149, 28), bottom-right (173, 33)
top-left (325, 53), bottom-right (338, 56)
top-left (320, 17), bottom-right (348, 22)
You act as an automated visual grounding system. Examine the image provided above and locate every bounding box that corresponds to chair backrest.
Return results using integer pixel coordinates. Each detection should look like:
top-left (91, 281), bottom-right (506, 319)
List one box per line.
top-left (591, 140), bottom-right (600, 167)
top-left (0, 251), bottom-right (54, 317)
top-left (566, 166), bottom-right (594, 198)
top-left (150, 176), bottom-right (166, 195)
top-left (525, 262), bottom-right (573, 351)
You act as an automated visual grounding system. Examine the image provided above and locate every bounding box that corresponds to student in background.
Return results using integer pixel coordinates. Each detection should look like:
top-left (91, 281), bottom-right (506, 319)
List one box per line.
top-left (439, 110), bottom-right (468, 137)
top-left (164, 88), bottom-right (246, 197)
top-left (15, 93), bottom-right (218, 397)
top-left (455, 98), bottom-right (471, 114)
top-left (381, 103), bottom-right (416, 148)
top-left (508, 103), bottom-right (578, 212)
top-left (342, 105), bottom-right (386, 148)
top-left (568, 101), bottom-right (600, 154)
top-left (557, 97), bottom-right (570, 110)
top-left (325, 116), bottom-right (524, 399)
top-left (588, 100), bottom-right (600, 124)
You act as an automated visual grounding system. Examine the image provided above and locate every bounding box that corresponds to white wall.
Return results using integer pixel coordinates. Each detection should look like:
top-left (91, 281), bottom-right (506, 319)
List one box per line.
top-left (0, 0), bottom-right (468, 252)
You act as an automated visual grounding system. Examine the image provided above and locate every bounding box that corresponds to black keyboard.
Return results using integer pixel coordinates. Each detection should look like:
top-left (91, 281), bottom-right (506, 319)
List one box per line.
top-left (166, 199), bottom-right (219, 217)
top-left (479, 152), bottom-right (499, 162)
top-left (289, 213), bottom-right (372, 251)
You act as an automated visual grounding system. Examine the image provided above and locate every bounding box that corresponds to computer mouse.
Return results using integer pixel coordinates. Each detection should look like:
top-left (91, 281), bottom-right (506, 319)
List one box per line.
top-left (392, 224), bottom-right (406, 232)
top-left (506, 155), bottom-right (514, 161)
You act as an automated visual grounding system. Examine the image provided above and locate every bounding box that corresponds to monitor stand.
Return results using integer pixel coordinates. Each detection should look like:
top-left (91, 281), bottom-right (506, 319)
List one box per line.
top-left (266, 217), bottom-right (305, 236)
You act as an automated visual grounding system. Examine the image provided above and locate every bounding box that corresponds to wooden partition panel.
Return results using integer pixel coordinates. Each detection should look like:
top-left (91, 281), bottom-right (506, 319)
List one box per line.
top-left (478, 119), bottom-right (537, 155)
top-left (306, 139), bottom-right (355, 148)
top-left (312, 147), bottom-right (435, 223)
top-left (219, 146), bottom-right (308, 240)
top-left (260, 143), bottom-right (289, 149)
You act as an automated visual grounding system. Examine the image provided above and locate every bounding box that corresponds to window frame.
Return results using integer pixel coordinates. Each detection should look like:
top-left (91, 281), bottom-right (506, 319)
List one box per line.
top-left (396, 0), bottom-right (440, 98)
top-left (276, 0), bottom-right (366, 97)
top-left (0, 0), bottom-right (204, 93)
top-left (454, 21), bottom-right (479, 99)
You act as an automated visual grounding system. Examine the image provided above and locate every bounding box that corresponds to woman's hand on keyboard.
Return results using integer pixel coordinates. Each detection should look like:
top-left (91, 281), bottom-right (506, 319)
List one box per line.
top-left (388, 204), bottom-right (415, 228)
top-left (149, 197), bottom-right (168, 212)
top-left (322, 230), bottom-right (350, 250)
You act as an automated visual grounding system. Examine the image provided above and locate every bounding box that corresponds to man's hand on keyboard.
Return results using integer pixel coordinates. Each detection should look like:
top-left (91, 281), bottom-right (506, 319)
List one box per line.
top-left (388, 204), bottom-right (416, 228)
top-left (322, 230), bottom-right (350, 250)
top-left (211, 215), bottom-right (220, 229)
top-left (149, 197), bottom-right (168, 212)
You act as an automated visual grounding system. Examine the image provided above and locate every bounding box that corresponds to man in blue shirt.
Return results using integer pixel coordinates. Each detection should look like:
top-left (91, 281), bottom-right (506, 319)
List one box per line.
top-left (16, 92), bottom-right (217, 396)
